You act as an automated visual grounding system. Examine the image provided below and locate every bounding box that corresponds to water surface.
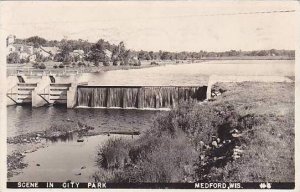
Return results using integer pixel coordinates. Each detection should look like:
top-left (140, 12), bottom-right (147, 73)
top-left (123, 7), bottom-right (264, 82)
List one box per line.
top-left (9, 134), bottom-right (136, 182)
top-left (7, 105), bottom-right (159, 138)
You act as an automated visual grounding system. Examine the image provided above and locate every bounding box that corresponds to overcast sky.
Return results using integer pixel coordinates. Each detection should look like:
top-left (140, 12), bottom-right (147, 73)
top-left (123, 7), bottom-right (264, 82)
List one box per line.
top-left (0, 1), bottom-right (298, 52)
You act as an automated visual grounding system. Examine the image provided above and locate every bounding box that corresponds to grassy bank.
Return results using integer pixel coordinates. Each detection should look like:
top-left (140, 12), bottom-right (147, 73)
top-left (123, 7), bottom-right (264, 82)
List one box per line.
top-left (93, 82), bottom-right (294, 182)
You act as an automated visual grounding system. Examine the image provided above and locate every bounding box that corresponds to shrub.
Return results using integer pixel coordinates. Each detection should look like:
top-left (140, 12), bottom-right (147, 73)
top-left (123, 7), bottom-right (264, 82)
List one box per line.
top-left (58, 63), bottom-right (64, 68)
top-left (150, 61), bottom-right (159, 65)
top-left (39, 63), bottom-right (46, 69)
top-left (95, 134), bottom-right (197, 183)
top-left (133, 60), bottom-right (141, 66)
top-left (53, 65), bottom-right (58, 69)
top-left (96, 138), bottom-right (131, 169)
top-left (78, 62), bottom-right (86, 67)
top-left (113, 60), bottom-right (119, 66)
top-left (32, 63), bottom-right (39, 69)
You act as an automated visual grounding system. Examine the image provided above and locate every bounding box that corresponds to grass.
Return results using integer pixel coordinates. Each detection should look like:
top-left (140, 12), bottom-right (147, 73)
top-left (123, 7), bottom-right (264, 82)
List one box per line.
top-left (211, 82), bottom-right (295, 182)
top-left (94, 82), bottom-right (294, 183)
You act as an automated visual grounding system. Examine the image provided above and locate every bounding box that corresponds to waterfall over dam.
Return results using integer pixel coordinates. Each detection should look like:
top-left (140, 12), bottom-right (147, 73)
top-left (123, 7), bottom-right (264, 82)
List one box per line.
top-left (77, 86), bottom-right (207, 109)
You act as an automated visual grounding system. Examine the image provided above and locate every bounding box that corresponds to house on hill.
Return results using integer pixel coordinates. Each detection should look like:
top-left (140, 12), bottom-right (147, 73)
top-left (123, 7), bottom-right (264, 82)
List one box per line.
top-left (7, 43), bottom-right (35, 61)
top-left (70, 49), bottom-right (85, 60)
top-left (6, 35), bottom-right (16, 46)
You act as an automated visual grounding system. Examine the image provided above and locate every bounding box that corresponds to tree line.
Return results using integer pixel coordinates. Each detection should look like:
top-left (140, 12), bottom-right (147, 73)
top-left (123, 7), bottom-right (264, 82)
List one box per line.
top-left (7, 36), bottom-right (295, 65)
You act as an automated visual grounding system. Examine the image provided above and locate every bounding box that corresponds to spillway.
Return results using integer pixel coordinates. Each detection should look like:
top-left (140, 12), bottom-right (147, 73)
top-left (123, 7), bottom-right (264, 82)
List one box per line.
top-left (77, 86), bottom-right (207, 109)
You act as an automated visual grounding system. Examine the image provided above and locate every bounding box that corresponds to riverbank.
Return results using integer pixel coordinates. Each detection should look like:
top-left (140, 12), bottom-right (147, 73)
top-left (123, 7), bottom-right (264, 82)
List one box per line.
top-left (6, 60), bottom-right (195, 76)
top-left (93, 81), bottom-right (294, 182)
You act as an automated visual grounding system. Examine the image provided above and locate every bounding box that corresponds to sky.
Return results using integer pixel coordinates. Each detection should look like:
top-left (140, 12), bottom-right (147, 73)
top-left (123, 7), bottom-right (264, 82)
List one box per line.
top-left (0, 1), bottom-right (298, 52)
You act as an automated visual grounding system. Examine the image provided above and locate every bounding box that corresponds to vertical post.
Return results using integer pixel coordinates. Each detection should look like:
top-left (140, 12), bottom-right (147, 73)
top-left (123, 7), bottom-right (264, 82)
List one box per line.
top-left (207, 75), bottom-right (215, 100)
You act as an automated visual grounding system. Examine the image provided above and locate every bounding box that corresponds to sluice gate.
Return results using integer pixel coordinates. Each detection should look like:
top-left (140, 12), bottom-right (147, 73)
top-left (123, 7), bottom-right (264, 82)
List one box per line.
top-left (77, 86), bottom-right (207, 109)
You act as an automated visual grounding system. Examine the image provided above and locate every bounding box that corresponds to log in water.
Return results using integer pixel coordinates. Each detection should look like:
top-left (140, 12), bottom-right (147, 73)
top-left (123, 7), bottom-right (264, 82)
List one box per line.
top-left (77, 86), bottom-right (207, 109)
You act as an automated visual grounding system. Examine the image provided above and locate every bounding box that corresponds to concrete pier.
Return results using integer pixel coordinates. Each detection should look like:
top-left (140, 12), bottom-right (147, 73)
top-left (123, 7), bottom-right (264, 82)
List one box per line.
top-left (67, 85), bottom-right (77, 108)
top-left (32, 76), bottom-right (51, 107)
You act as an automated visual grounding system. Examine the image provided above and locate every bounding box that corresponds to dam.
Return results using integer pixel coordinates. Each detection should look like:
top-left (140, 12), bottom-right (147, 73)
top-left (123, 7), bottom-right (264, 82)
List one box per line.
top-left (77, 86), bottom-right (207, 109)
top-left (6, 74), bottom-right (209, 109)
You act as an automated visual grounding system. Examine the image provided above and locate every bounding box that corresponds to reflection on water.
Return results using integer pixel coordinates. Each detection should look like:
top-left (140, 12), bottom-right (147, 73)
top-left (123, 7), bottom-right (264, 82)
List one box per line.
top-left (9, 134), bottom-right (136, 182)
top-left (7, 105), bottom-right (159, 138)
top-left (45, 133), bottom-right (76, 143)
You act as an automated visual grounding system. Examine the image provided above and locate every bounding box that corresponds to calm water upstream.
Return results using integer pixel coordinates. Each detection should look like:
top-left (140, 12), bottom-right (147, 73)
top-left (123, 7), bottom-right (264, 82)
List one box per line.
top-left (7, 60), bottom-right (295, 181)
top-left (79, 60), bottom-right (294, 86)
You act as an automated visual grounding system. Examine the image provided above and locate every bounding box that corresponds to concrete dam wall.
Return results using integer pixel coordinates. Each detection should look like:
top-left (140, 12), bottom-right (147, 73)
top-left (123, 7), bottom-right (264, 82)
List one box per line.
top-left (77, 86), bottom-right (207, 109)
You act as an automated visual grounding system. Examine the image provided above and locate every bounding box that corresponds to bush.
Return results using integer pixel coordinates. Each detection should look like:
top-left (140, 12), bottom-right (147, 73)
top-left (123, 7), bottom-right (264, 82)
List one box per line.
top-left (32, 63), bottom-right (39, 69)
top-left (95, 134), bottom-right (197, 183)
top-left (150, 61), bottom-right (159, 65)
top-left (7, 52), bottom-right (20, 64)
top-left (59, 63), bottom-right (64, 68)
top-left (78, 62), bottom-right (86, 67)
top-left (113, 60), bottom-right (119, 66)
top-left (63, 61), bottom-right (71, 66)
top-left (133, 60), bottom-right (141, 66)
top-left (103, 61), bottom-right (110, 66)
top-left (39, 63), bottom-right (46, 69)
top-left (96, 138), bottom-right (131, 170)
top-left (53, 65), bottom-right (58, 69)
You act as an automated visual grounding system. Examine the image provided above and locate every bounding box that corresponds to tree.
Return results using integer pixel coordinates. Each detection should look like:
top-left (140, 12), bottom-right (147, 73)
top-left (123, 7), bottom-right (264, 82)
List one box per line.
top-left (138, 50), bottom-right (151, 60)
top-left (257, 50), bottom-right (268, 56)
top-left (87, 39), bottom-right (111, 66)
top-left (60, 41), bottom-right (73, 62)
top-left (26, 36), bottom-right (47, 48)
top-left (7, 52), bottom-right (20, 64)
top-left (161, 51), bottom-right (171, 60)
top-left (149, 51), bottom-right (154, 60)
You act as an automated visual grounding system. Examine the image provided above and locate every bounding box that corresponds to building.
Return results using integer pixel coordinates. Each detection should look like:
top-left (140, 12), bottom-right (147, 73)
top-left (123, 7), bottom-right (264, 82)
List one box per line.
top-left (6, 35), bottom-right (16, 46)
top-left (7, 44), bottom-right (34, 60)
top-left (69, 49), bottom-right (85, 61)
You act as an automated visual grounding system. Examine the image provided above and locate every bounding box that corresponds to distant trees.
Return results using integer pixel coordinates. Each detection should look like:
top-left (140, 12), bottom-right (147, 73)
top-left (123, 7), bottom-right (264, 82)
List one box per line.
top-left (9, 35), bottom-right (296, 66)
top-left (26, 36), bottom-right (47, 48)
top-left (138, 50), bottom-right (151, 60)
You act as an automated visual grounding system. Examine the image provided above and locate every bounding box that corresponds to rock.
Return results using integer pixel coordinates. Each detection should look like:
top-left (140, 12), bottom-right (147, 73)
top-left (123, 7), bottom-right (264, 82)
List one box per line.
top-left (211, 141), bottom-right (218, 148)
top-left (232, 133), bottom-right (242, 138)
top-left (230, 129), bottom-right (239, 134)
top-left (75, 173), bottom-right (81, 176)
top-left (77, 139), bottom-right (84, 142)
top-left (36, 164), bottom-right (40, 166)
top-left (81, 166), bottom-right (86, 169)
top-left (24, 150), bottom-right (31, 154)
